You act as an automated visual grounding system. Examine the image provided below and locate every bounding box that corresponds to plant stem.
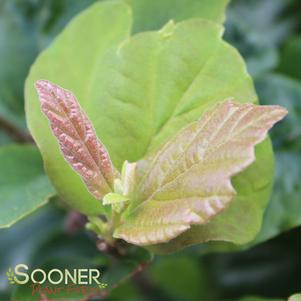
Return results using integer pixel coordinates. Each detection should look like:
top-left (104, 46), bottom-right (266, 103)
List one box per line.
top-left (88, 259), bottom-right (152, 300)
top-left (0, 116), bottom-right (34, 144)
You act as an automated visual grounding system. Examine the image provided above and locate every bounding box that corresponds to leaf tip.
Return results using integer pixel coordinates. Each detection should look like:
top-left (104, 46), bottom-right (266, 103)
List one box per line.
top-left (35, 79), bottom-right (52, 96)
top-left (272, 105), bottom-right (288, 119)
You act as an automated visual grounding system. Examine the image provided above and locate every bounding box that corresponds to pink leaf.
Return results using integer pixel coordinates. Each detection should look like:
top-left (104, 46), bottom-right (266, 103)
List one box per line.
top-left (35, 80), bottom-right (115, 200)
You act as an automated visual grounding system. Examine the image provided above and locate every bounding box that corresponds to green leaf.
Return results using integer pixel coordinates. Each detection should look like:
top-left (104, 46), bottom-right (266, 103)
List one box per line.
top-left (114, 102), bottom-right (286, 246)
top-left (126, 0), bottom-right (229, 33)
top-left (289, 294), bottom-right (301, 301)
top-left (89, 19), bottom-right (260, 167)
top-left (0, 145), bottom-right (55, 228)
top-left (279, 36), bottom-right (301, 81)
top-left (87, 19), bottom-right (275, 252)
top-left (26, 11), bottom-right (277, 251)
top-left (25, 1), bottom-right (132, 215)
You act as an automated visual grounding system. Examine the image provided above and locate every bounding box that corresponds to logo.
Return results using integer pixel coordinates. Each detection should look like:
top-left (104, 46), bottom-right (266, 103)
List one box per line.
top-left (6, 268), bottom-right (15, 284)
top-left (6, 264), bottom-right (107, 298)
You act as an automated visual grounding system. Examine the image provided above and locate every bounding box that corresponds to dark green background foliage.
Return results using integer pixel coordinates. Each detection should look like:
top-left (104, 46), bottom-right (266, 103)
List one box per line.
top-left (0, 0), bottom-right (300, 300)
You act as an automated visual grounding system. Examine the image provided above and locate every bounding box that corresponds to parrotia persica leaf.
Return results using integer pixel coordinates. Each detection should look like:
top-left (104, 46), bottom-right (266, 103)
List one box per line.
top-left (35, 80), bottom-right (116, 200)
top-left (25, 11), bottom-right (283, 251)
top-left (114, 101), bottom-right (287, 246)
top-left (103, 193), bottom-right (129, 205)
top-left (121, 160), bottom-right (137, 196)
top-left (25, 0), bottom-right (132, 215)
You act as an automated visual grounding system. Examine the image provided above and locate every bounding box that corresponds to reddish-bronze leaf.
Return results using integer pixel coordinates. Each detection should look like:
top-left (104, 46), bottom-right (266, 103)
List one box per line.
top-left (35, 80), bottom-right (115, 199)
top-left (115, 101), bottom-right (288, 246)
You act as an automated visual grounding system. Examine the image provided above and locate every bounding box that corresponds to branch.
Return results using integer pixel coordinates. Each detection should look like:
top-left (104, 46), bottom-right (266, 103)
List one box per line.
top-left (88, 259), bottom-right (152, 300)
top-left (0, 116), bottom-right (34, 144)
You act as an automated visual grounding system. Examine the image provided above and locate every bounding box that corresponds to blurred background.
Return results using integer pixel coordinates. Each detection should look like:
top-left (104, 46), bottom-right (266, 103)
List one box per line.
top-left (0, 0), bottom-right (301, 300)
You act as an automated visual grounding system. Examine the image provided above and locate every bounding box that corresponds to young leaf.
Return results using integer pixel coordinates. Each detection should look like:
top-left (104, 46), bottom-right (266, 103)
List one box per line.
top-left (103, 193), bottom-right (129, 205)
top-left (35, 80), bottom-right (115, 200)
top-left (25, 1), bottom-right (132, 215)
top-left (26, 16), bottom-right (280, 248)
top-left (121, 160), bottom-right (137, 197)
top-left (114, 101), bottom-right (287, 245)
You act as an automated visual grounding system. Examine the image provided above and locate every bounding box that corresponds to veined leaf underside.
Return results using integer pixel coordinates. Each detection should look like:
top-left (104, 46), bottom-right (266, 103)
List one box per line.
top-left (115, 101), bottom-right (288, 245)
top-left (35, 80), bottom-right (116, 200)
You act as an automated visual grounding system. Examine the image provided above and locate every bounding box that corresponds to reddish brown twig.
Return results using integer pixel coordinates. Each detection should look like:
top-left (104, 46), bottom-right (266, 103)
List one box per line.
top-left (87, 259), bottom-right (152, 300)
top-left (0, 116), bottom-right (34, 143)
